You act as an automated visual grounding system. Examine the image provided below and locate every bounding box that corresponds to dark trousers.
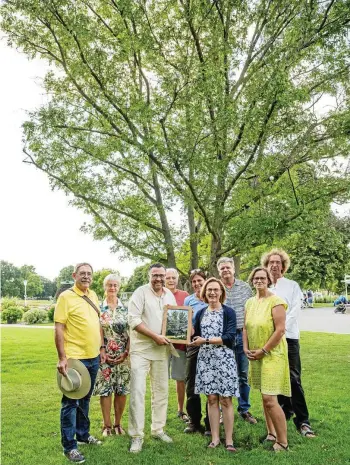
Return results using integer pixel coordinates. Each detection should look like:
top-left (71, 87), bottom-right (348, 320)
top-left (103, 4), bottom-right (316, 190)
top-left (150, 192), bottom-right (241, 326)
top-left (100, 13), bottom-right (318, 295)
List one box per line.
top-left (235, 330), bottom-right (251, 414)
top-left (60, 356), bottom-right (100, 453)
top-left (185, 348), bottom-right (210, 430)
top-left (278, 338), bottom-right (310, 429)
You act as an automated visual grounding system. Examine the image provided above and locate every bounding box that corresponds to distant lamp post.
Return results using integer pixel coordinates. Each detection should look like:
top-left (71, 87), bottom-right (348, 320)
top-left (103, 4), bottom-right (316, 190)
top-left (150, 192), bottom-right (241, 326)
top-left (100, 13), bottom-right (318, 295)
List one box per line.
top-left (23, 280), bottom-right (28, 307)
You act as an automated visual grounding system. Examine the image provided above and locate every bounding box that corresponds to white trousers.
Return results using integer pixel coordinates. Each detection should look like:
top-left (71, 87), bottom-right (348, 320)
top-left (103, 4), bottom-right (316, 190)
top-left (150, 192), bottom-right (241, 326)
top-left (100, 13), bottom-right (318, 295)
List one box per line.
top-left (128, 353), bottom-right (169, 438)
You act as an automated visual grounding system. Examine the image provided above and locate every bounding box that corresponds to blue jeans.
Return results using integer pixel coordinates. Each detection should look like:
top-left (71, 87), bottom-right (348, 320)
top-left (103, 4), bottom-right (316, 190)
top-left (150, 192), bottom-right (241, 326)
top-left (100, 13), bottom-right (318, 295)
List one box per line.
top-left (234, 331), bottom-right (251, 414)
top-left (60, 356), bottom-right (100, 453)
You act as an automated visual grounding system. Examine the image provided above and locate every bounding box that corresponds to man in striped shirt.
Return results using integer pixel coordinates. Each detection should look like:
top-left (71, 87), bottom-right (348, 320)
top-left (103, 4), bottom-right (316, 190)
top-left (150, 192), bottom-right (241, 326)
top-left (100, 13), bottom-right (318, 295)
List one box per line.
top-left (217, 257), bottom-right (257, 424)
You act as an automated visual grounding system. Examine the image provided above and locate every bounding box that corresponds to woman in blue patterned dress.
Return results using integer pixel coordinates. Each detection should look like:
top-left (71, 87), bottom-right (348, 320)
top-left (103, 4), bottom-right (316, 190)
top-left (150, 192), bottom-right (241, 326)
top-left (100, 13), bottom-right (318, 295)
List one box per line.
top-left (189, 278), bottom-right (239, 452)
top-left (93, 274), bottom-right (130, 436)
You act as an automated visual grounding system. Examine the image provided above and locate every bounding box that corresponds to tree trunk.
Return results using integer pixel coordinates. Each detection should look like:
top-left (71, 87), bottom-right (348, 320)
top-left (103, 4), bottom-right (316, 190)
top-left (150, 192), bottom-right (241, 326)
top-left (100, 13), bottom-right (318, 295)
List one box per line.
top-left (233, 255), bottom-right (241, 278)
top-left (187, 205), bottom-right (199, 271)
top-left (209, 233), bottom-right (222, 277)
top-left (150, 162), bottom-right (177, 268)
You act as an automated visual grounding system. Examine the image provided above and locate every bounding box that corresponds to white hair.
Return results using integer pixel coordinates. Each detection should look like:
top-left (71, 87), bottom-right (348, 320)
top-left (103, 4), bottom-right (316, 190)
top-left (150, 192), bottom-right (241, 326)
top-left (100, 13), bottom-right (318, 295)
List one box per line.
top-left (103, 273), bottom-right (122, 288)
top-left (217, 257), bottom-right (235, 270)
top-left (166, 268), bottom-right (179, 278)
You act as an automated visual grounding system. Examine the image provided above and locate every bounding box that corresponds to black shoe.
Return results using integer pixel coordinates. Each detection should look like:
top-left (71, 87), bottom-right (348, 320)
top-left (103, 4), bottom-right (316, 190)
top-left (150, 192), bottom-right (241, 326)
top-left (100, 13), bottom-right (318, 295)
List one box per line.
top-left (184, 424), bottom-right (204, 434)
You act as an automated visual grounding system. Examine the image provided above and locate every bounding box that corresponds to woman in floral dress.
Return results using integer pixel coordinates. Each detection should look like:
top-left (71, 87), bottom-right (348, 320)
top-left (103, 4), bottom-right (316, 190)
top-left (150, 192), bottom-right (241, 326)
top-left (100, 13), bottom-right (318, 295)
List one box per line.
top-left (189, 278), bottom-right (239, 452)
top-left (93, 274), bottom-right (130, 436)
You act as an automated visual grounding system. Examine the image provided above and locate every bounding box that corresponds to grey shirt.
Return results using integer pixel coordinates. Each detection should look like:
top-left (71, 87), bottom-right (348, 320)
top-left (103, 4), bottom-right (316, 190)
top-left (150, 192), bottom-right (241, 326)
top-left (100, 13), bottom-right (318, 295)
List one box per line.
top-left (224, 279), bottom-right (253, 330)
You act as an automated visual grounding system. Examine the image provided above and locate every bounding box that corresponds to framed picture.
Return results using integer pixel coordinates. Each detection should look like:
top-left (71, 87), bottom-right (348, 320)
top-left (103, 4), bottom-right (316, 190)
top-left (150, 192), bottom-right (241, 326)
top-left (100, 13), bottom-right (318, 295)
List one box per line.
top-left (162, 305), bottom-right (193, 345)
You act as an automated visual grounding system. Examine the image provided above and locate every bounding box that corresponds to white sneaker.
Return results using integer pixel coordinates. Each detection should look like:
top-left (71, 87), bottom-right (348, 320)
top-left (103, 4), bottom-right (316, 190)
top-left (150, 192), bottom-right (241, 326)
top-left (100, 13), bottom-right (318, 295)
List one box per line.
top-left (151, 432), bottom-right (173, 443)
top-left (129, 437), bottom-right (143, 453)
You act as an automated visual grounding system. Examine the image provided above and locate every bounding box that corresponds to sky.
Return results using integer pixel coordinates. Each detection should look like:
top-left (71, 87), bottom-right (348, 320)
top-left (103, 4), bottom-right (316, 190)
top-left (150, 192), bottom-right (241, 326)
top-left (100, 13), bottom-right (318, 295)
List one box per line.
top-left (0, 40), bottom-right (141, 280)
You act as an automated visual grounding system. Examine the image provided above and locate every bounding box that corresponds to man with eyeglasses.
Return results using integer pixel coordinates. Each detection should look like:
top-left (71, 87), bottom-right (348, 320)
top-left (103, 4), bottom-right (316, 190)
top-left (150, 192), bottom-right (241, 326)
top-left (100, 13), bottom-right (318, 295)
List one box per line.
top-left (261, 249), bottom-right (316, 439)
top-left (128, 263), bottom-right (177, 453)
top-left (54, 263), bottom-right (105, 463)
top-left (217, 257), bottom-right (257, 424)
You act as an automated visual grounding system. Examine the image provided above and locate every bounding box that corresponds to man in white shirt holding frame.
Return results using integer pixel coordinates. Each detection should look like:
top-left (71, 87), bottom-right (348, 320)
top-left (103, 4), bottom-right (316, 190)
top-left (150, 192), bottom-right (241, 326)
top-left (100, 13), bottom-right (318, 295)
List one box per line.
top-left (261, 249), bottom-right (316, 439)
top-left (128, 263), bottom-right (177, 453)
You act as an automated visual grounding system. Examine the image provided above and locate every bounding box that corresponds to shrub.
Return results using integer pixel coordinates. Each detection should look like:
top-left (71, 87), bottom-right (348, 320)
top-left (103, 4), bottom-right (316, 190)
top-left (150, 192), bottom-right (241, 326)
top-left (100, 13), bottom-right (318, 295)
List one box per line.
top-left (23, 308), bottom-right (47, 324)
top-left (1, 305), bottom-right (23, 324)
top-left (47, 305), bottom-right (55, 322)
top-left (314, 295), bottom-right (335, 303)
top-left (1, 297), bottom-right (19, 311)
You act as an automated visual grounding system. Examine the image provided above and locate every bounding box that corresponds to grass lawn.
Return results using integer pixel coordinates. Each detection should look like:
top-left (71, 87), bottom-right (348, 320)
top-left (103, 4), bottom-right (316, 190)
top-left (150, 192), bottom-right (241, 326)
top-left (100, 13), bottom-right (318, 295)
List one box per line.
top-left (2, 329), bottom-right (350, 465)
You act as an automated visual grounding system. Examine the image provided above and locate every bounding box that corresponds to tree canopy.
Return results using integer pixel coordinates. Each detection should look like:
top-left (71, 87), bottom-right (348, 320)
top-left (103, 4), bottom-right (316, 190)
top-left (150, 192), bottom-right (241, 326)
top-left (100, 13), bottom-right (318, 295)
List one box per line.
top-left (0, 261), bottom-right (56, 298)
top-left (2, 0), bottom-right (350, 274)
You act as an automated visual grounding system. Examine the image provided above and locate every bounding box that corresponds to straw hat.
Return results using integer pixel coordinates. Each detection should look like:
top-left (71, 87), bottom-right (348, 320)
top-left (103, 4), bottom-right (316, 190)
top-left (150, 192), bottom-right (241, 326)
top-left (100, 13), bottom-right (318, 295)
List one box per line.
top-left (57, 359), bottom-right (91, 399)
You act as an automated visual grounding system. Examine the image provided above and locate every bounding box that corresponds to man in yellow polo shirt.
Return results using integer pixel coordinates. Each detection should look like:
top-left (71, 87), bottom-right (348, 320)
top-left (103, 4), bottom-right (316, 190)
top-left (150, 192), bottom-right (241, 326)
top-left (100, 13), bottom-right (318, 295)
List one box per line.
top-left (55, 263), bottom-right (105, 463)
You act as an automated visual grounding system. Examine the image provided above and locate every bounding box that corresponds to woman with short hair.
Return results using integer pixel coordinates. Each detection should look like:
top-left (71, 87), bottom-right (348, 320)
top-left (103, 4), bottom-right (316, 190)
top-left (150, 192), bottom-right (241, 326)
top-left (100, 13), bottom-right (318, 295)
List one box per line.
top-left (243, 267), bottom-right (290, 452)
top-left (93, 273), bottom-right (130, 436)
top-left (190, 277), bottom-right (239, 452)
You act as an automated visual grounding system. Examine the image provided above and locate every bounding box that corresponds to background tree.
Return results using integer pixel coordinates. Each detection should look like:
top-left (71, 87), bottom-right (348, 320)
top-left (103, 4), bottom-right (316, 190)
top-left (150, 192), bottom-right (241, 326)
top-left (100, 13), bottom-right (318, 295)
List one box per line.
top-left (240, 209), bottom-right (350, 291)
top-left (2, 1), bottom-right (350, 273)
top-left (0, 261), bottom-right (23, 298)
top-left (56, 265), bottom-right (74, 287)
top-left (38, 277), bottom-right (57, 299)
top-left (123, 264), bottom-right (150, 292)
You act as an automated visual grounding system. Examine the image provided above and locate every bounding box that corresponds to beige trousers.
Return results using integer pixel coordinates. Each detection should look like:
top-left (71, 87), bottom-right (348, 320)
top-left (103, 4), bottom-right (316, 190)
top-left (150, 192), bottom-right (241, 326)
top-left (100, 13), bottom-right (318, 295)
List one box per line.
top-left (128, 353), bottom-right (169, 438)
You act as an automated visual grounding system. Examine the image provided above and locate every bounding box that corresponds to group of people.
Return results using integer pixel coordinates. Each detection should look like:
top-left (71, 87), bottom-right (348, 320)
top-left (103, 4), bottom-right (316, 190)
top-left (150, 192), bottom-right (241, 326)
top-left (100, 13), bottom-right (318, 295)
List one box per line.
top-left (54, 248), bottom-right (315, 463)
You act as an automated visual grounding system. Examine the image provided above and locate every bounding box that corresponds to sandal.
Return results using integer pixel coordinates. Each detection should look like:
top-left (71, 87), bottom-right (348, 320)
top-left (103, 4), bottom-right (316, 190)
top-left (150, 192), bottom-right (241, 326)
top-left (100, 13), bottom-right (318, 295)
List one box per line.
top-left (273, 442), bottom-right (289, 452)
top-left (177, 411), bottom-right (189, 422)
top-left (102, 426), bottom-right (112, 437)
top-left (263, 433), bottom-right (276, 443)
top-left (299, 423), bottom-right (316, 438)
top-left (207, 441), bottom-right (220, 449)
top-left (225, 444), bottom-right (237, 453)
top-left (114, 424), bottom-right (126, 435)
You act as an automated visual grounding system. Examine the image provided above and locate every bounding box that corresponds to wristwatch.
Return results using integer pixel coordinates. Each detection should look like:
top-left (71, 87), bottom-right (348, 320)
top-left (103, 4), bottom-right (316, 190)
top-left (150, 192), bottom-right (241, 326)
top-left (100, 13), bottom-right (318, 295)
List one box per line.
top-left (205, 338), bottom-right (210, 346)
top-left (100, 345), bottom-right (106, 350)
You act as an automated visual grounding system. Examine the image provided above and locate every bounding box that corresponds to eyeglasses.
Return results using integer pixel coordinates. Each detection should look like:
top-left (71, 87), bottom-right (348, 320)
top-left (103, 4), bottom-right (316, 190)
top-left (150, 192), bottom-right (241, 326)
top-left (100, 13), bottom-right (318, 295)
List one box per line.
top-left (190, 269), bottom-right (202, 273)
top-left (151, 274), bottom-right (166, 279)
top-left (206, 288), bottom-right (221, 293)
top-left (253, 277), bottom-right (267, 282)
top-left (106, 284), bottom-right (119, 288)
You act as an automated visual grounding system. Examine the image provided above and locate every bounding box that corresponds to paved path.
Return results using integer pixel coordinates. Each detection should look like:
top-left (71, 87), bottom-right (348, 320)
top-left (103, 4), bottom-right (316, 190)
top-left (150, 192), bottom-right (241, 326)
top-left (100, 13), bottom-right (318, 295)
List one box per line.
top-left (299, 307), bottom-right (350, 334)
top-left (1, 307), bottom-right (350, 334)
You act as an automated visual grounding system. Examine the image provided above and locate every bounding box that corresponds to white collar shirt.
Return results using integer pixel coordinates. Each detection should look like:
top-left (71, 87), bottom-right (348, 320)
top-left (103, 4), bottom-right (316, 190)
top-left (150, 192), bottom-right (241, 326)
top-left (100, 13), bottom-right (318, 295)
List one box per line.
top-left (269, 276), bottom-right (303, 339)
top-left (128, 283), bottom-right (176, 360)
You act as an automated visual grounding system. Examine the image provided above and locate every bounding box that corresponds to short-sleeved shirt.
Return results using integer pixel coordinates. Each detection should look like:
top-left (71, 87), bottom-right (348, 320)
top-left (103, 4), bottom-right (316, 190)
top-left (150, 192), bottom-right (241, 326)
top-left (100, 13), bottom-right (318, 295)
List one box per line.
top-left (54, 285), bottom-right (101, 359)
top-left (224, 279), bottom-right (253, 330)
top-left (184, 293), bottom-right (207, 322)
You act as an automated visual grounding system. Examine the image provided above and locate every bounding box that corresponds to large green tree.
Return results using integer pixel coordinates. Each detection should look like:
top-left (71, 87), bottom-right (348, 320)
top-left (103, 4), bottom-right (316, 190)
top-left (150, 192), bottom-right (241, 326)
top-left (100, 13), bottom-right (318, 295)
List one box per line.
top-left (2, 1), bottom-right (350, 273)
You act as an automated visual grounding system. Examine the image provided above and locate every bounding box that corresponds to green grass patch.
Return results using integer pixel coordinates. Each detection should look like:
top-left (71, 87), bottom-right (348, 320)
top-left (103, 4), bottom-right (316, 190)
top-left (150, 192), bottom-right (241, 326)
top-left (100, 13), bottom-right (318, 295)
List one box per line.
top-left (2, 328), bottom-right (350, 465)
top-left (313, 303), bottom-right (333, 308)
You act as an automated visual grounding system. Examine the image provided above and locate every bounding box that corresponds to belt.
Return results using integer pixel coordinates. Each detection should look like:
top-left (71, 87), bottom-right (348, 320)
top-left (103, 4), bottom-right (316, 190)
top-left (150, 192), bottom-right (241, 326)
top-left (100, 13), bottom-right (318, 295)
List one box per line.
top-left (236, 328), bottom-right (243, 333)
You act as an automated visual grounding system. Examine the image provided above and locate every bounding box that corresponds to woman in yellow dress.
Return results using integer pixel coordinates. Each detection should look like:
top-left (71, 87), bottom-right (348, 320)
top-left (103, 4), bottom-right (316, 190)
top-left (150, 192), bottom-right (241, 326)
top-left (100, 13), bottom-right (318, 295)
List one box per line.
top-left (243, 267), bottom-right (291, 452)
